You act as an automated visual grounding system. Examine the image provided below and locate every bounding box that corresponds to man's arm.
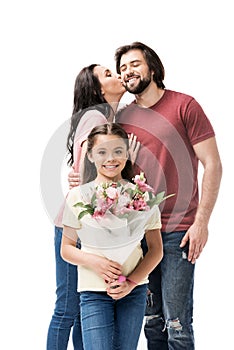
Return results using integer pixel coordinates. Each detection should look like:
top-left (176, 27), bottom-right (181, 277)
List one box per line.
top-left (180, 136), bottom-right (222, 263)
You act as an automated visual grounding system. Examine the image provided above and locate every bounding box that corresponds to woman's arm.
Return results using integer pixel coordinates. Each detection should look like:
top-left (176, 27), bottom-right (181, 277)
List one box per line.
top-left (107, 228), bottom-right (163, 299)
top-left (61, 226), bottom-right (122, 282)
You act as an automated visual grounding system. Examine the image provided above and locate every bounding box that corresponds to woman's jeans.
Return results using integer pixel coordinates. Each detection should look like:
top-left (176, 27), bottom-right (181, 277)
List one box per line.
top-left (143, 231), bottom-right (195, 350)
top-left (46, 227), bottom-right (83, 350)
top-left (80, 284), bottom-right (147, 350)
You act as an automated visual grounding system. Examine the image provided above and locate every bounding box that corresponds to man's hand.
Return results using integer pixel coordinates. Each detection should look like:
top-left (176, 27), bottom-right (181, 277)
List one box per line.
top-left (180, 223), bottom-right (208, 264)
top-left (128, 133), bottom-right (141, 164)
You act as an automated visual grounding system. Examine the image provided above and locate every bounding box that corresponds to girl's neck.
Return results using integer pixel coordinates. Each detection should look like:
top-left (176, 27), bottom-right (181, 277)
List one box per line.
top-left (94, 175), bottom-right (124, 184)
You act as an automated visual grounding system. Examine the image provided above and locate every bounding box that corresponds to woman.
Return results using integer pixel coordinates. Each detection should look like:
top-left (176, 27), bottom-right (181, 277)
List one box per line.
top-left (46, 64), bottom-right (140, 350)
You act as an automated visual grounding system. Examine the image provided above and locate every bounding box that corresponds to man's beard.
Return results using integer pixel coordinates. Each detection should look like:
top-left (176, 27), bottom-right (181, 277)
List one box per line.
top-left (124, 72), bottom-right (151, 94)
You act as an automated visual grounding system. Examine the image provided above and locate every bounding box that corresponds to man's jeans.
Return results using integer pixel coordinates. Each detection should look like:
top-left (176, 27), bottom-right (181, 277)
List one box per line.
top-left (80, 284), bottom-right (147, 350)
top-left (144, 231), bottom-right (195, 350)
top-left (46, 227), bottom-right (83, 350)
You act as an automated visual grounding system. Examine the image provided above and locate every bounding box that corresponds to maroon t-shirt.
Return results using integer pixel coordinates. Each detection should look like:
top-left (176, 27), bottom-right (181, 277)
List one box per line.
top-left (117, 89), bottom-right (215, 232)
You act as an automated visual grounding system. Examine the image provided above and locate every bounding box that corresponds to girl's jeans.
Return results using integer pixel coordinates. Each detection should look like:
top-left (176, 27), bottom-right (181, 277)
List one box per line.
top-left (46, 226), bottom-right (83, 350)
top-left (144, 231), bottom-right (195, 350)
top-left (80, 284), bottom-right (147, 350)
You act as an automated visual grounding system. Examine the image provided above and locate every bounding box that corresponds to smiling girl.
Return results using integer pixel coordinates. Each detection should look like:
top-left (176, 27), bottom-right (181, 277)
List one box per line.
top-left (61, 123), bottom-right (163, 350)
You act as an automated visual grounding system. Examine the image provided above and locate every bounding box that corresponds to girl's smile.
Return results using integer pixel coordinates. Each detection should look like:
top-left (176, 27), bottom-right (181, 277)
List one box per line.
top-left (88, 134), bottom-right (128, 183)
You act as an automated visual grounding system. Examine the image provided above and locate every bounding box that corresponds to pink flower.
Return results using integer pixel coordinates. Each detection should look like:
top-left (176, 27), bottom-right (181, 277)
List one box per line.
top-left (133, 198), bottom-right (150, 211)
top-left (133, 174), bottom-right (154, 193)
top-left (93, 209), bottom-right (105, 218)
top-left (106, 186), bottom-right (118, 200)
top-left (74, 172), bottom-right (171, 221)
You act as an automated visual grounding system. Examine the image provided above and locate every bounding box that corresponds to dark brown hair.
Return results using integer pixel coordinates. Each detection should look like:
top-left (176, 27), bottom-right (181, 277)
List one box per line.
top-left (115, 41), bottom-right (165, 89)
top-left (82, 123), bottom-right (134, 184)
top-left (66, 64), bottom-right (112, 166)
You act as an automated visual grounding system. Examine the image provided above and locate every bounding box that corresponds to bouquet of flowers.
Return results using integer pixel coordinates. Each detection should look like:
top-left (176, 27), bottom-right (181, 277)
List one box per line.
top-left (73, 173), bottom-right (173, 264)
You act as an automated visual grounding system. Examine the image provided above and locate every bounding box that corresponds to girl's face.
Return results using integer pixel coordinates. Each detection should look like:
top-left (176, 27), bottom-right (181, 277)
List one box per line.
top-left (88, 134), bottom-right (128, 183)
top-left (93, 66), bottom-right (126, 102)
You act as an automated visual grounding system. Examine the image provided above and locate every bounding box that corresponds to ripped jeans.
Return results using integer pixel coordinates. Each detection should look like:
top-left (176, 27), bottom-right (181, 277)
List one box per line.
top-left (143, 231), bottom-right (195, 350)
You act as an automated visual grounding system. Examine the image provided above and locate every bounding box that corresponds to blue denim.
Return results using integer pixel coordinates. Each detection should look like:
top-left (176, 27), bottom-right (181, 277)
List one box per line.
top-left (46, 227), bottom-right (83, 350)
top-left (80, 284), bottom-right (148, 350)
top-left (144, 231), bottom-right (195, 350)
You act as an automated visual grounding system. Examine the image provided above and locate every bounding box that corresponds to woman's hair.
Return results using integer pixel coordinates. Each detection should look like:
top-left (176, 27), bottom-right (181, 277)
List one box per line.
top-left (115, 41), bottom-right (165, 89)
top-left (66, 64), bottom-right (112, 166)
top-left (83, 123), bottom-right (134, 184)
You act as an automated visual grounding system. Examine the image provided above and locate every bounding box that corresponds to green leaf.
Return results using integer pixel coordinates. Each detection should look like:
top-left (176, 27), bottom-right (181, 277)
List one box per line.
top-left (125, 188), bottom-right (134, 196)
top-left (147, 192), bottom-right (175, 206)
top-left (148, 191), bottom-right (153, 200)
top-left (74, 202), bottom-right (93, 211)
top-left (73, 202), bottom-right (85, 208)
top-left (78, 208), bottom-right (93, 220)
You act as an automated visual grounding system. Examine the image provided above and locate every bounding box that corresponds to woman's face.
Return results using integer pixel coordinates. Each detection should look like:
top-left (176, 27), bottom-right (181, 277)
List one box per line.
top-left (88, 134), bottom-right (128, 183)
top-left (94, 66), bottom-right (126, 102)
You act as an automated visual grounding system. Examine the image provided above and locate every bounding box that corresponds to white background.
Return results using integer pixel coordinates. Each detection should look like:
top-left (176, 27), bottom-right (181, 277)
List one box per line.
top-left (0, 1), bottom-right (233, 349)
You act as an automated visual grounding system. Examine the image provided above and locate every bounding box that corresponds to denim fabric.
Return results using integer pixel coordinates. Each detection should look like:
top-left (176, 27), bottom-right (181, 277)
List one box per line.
top-left (80, 284), bottom-right (147, 350)
top-left (46, 227), bottom-right (83, 350)
top-left (144, 231), bottom-right (195, 350)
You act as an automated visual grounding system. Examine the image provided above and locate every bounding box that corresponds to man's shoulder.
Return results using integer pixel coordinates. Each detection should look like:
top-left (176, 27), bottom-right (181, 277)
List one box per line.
top-left (165, 89), bottom-right (194, 102)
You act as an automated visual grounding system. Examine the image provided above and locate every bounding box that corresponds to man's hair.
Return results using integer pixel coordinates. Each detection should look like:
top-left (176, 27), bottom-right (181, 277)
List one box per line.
top-left (115, 41), bottom-right (165, 89)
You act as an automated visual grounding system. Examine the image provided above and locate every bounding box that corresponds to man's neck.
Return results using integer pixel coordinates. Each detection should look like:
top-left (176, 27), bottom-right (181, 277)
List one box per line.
top-left (135, 84), bottom-right (165, 108)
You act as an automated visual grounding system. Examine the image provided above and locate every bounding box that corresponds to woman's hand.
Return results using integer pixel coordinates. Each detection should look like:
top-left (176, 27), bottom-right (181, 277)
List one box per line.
top-left (68, 165), bottom-right (80, 189)
top-left (128, 133), bottom-right (141, 164)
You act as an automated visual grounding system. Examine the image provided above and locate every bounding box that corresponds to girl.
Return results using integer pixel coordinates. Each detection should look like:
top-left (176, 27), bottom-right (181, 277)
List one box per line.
top-left (61, 123), bottom-right (163, 350)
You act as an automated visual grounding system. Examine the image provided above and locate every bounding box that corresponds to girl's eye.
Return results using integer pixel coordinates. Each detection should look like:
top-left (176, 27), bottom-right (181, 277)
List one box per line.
top-left (115, 149), bottom-right (123, 155)
top-left (98, 151), bottom-right (106, 156)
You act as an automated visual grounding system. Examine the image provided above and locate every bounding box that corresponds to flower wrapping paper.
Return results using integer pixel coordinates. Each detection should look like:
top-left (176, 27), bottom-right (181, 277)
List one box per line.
top-left (76, 205), bottom-right (159, 264)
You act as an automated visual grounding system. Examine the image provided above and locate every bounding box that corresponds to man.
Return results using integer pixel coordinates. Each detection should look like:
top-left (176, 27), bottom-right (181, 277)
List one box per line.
top-left (114, 42), bottom-right (222, 349)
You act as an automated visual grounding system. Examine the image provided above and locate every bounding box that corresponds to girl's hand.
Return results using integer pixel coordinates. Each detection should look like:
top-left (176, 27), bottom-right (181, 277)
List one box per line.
top-left (128, 133), bottom-right (141, 164)
top-left (68, 165), bottom-right (80, 189)
top-left (89, 255), bottom-right (122, 283)
top-left (106, 278), bottom-right (135, 300)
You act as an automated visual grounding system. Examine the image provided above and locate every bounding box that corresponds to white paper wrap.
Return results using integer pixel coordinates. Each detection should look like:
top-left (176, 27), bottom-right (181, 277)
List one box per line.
top-left (76, 206), bottom-right (159, 264)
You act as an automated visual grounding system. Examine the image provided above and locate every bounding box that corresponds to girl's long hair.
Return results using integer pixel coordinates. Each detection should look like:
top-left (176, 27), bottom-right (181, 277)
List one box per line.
top-left (66, 64), bottom-right (112, 166)
top-left (83, 123), bottom-right (134, 184)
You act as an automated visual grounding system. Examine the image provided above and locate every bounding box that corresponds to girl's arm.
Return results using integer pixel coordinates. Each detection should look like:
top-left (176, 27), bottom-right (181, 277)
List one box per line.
top-left (107, 228), bottom-right (163, 299)
top-left (61, 226), bottom-right (122, 282)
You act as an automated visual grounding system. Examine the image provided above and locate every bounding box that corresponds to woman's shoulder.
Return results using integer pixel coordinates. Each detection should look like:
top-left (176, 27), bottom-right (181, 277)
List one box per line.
top-left (80, 109), bottom-right (106, 124)
top-left (74, 109), bottom-right (107, 143)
